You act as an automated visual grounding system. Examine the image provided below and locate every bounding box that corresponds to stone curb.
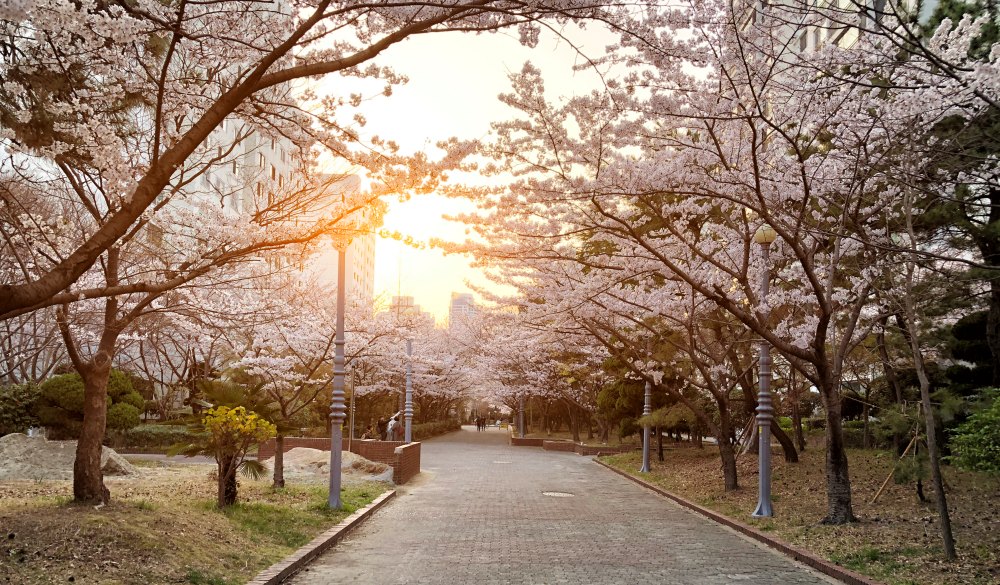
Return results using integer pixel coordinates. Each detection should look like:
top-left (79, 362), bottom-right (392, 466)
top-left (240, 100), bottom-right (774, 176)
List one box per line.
top-left (594, 460), bottom-right (882, 585)
top-left (246, 490), bottom-right (397, 585)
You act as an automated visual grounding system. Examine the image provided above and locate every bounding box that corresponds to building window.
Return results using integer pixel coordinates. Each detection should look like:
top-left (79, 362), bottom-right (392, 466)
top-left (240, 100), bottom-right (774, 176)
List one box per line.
top-left (259, 153), bottom-right (265, 168)
top-left (799, 32), bottom-right (807, 51)
top-left (270, 165), bottom-right (276, 180)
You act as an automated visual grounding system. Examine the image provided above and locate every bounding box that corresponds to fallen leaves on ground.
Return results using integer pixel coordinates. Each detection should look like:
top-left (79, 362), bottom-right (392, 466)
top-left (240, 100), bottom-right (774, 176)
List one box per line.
top-left (602, 439), bottom-right (1000, 585)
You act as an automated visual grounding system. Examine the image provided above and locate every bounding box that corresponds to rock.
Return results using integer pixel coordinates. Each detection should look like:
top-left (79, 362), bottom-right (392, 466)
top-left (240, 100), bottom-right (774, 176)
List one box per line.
top-left (100, 447), bottom-right (137, 476)
top-left (0, 433), bottom-right (136, 481)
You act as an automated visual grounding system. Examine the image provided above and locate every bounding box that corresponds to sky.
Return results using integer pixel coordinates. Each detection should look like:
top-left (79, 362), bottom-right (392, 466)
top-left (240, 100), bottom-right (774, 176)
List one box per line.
top-left (327, 24), bottom-right (616, 322)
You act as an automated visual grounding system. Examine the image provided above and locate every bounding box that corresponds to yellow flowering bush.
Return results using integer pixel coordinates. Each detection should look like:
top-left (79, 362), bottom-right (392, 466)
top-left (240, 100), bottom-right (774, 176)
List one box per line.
top-left (204, 406), bottom-right (276, 451)
top-left (202, 406), bottom-right (275, 508)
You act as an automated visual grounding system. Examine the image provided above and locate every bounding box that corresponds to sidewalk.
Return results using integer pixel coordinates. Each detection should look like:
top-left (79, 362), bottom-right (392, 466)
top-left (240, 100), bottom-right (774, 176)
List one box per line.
top-left (286, 426), bottom-right (840, 585)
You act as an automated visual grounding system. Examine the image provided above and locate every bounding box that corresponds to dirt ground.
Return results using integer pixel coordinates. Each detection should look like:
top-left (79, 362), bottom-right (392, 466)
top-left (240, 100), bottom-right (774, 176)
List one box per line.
top-left (0, 459), bottom-right (386, 584)
top-left (602, 439), bottom-right (1000, 585)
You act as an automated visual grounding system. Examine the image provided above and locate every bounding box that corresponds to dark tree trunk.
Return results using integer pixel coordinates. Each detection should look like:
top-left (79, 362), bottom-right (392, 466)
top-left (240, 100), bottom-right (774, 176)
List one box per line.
top-left (745, 391), bottom-right (797, 462)
top-left (789, 369), bottom-right (806, 451)
top-left (656, 426), bottom-right (664, 461)
top-left (74, 363), bottom-right (112, 504)
top-left (719, 439), bottom-right (738, 491)
top-left (771, 425), bottom-right (799, 463)
top-left (990, 282), bottom-right (1000, 386)
top-left (820, 386), bottom-right (856, 524)
top-left (566, 402), bottom-right (580, 443)
top-left (899, 308), bottom-right (957, 560)
top-left (984, 185), bottom-right (1000, 387)
top-left (272, 435), bottom-right (285, 489)
top-left (218, 455), bottom-right (238, 508)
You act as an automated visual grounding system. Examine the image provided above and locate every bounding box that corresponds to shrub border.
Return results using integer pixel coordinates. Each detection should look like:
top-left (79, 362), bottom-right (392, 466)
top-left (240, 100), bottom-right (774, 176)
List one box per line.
top-left (594, 460), bottom-right (882, 585)
top-left (247, 489), bottom-right (396, 585)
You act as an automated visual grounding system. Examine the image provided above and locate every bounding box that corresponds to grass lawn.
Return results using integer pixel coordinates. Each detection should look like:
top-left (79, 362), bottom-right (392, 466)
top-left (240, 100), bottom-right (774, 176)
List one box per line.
top-left (601, 438), bottom-right (1000, 585)
top-left (0, 462), bottom-right (386, 585)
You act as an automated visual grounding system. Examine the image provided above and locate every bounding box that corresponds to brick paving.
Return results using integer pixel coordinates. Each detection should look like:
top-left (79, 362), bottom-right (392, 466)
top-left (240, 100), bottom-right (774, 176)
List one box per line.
top-left (286, 426), bottom-right (840, 585)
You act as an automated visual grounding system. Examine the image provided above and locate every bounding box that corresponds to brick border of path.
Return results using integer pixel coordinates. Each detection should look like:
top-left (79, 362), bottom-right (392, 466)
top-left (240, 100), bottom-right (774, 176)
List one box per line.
top-left (247, 490), bottom-right (397, 585)
top-left (594, 460), bottom-right (882, 585)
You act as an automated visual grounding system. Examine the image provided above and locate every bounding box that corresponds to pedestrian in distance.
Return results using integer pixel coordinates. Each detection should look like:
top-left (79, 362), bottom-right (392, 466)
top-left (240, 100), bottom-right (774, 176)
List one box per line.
top-left (386, 415), bottom-right (398, 441)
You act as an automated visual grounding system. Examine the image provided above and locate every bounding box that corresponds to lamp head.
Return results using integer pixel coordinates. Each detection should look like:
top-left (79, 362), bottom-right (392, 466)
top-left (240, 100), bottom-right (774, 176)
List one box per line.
top-left (754, 225), bottom-right (777, 245)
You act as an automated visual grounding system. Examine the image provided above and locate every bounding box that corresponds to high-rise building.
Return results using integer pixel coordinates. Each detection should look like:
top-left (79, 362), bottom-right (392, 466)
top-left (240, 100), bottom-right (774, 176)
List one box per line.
top-left (192, 121), bottom-right (298, 217)
top-left (449, 292), bottom-right (478, 327)
top-left (387, 295), bottom-right (435, 325)
top-left (310, 175), bottom-right (377, 305)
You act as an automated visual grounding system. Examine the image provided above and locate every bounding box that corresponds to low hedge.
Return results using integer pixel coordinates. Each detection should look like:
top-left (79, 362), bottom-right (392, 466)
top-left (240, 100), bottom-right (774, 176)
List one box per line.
top-left (412, 419), bottom-right (461, 440)
top-left (109, 423), bottom-right (206, 453)
top-left (840, 428), bottom-right (891, 449)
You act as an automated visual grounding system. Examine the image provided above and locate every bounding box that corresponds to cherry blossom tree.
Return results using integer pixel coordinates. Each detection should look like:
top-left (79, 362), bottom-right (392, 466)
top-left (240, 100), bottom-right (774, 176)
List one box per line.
top-left (0, 0), bottom-right (657, 317)
top-left (443, 0), bottom-right (999, 524)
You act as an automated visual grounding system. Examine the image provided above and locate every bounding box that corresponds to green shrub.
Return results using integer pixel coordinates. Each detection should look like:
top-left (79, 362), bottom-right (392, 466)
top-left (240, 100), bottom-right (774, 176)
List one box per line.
top-left (35, 370), bottom-right (144, 439)
top-left (776, 416), bottom-right (793, 430)
top-left (412, 419), bottom-right (460, 440)
top-left (107, 402), bottom-right (141, 431)
top-left (117, 424), bottom-right (206, 452)
top-left (949, 389), bottom-right (1000, 474)
top-left (0, 383), bottom-right (42, 436)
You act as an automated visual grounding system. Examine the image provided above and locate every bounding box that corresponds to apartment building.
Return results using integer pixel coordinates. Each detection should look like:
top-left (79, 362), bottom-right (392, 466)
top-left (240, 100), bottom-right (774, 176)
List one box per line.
top-left (449, 292), bottom-right (478, 328)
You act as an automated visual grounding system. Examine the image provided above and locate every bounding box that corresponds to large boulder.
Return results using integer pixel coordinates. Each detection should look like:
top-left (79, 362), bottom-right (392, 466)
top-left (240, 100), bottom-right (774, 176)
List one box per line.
top-left (0, 433), bottom-right (137, 481)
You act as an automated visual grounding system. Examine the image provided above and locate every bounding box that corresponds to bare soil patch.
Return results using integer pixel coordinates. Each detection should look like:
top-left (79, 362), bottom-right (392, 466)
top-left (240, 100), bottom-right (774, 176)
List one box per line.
top-left (601, 438), bottom-right (1000, 585)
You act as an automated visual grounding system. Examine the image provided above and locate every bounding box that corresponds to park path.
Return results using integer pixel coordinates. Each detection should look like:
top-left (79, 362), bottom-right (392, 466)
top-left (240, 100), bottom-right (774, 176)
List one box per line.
top-left (286, 426), bottom-right (839, 585)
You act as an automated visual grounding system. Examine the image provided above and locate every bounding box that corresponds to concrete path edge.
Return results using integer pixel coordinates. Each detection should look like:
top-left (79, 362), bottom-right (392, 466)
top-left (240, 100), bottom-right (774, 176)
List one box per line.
top-left (247, 489), bottom-right (397, 585)
top-left (594, 460), bottom-right (882, 585)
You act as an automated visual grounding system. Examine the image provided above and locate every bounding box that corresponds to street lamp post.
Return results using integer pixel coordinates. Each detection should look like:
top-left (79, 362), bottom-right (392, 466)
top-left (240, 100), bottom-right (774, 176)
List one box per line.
top-left (752, 225), bottom-right (777, 518)
top-left (639, 380), bottom-right (652, 473)
top-left (404, 339), bottom-right (413, 443)
top-left (328, 247), bottom-right (347, 509)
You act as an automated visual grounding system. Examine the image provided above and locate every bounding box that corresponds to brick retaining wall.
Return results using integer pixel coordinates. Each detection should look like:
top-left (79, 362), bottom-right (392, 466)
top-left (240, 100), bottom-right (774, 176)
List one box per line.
top-left (392, 442), bottom-right (421, 484)
top-left (257, 437), bottom-right (420, 484)
top-left (509, 431), bottom-right (638, 456)
top-left (542, 440), bottom-right (577, 452)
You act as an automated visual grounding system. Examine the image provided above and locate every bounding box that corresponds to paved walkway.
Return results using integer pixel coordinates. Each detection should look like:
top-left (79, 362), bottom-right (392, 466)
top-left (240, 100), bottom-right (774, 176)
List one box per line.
top-left (287, 427), bottom-right (839, 585)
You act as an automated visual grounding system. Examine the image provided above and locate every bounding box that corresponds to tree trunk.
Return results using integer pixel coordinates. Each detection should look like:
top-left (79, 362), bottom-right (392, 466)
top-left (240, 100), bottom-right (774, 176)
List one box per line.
top-left (771, 425), bottom-right (799, 463)
top-left (218, 455), bottom-right (238, 508)
top-left (272, 434), bottom-right (285, 489)
top-left (789, 369), bottom-right (806, 451)
top-left (746, 391), bottom-right (798, 462)
top-left (901, 306), bottom-right (958, 559)
top-left (719, 438), bottom-right (738, 491)
top-left (74, 363), bottom-right (112, 504)
top-left (820, 388), bottom-right (856, 524)
top-left (862, 393), bottom-right (870, 449)
top-left (656, 426), bottom-right (664, 462)
top-left (989, 269), bottom-right (1000, 386)
top-left (566, 402), bottom-right (580, 443)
